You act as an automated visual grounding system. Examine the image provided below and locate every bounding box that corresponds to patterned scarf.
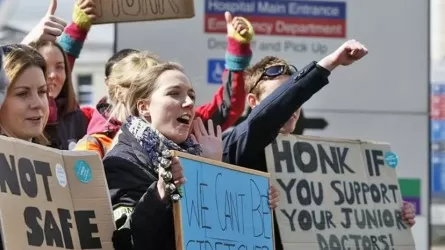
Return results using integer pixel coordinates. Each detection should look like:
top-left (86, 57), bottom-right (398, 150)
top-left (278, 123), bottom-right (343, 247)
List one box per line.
top-left (125, 115), bottom-right (202, 174)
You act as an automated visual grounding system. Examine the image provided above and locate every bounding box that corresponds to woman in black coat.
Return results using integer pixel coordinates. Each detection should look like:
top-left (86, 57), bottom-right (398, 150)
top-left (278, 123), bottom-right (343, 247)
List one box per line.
top-left (102, 58), bottom-right (280, 250)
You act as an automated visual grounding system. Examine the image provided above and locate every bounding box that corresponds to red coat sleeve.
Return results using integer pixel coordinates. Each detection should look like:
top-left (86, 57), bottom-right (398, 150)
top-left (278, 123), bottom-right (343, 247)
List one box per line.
top-left (194, 70), bottom-right (247, 131)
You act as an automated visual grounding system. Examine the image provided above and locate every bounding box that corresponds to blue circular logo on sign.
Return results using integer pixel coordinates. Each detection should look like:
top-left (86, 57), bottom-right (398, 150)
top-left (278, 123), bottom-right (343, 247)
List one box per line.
top-left (384, 152), bottom-right (398, 168)
top-left (74, 160), bottom-right (92, 184)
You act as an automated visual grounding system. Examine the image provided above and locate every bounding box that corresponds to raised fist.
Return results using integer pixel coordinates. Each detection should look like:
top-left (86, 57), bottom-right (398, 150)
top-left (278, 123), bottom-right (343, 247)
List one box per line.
top-left (330, 39), bottom-right (368, 66)
top-left (225, 11), bottom-right (253, 40)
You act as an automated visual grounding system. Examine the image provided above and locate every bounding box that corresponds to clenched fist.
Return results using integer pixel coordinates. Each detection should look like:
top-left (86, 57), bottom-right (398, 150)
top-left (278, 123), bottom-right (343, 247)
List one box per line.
top-left (330, 39), bottom-right (368, 66)
top-left (318, 39), bottom-right (368, 71)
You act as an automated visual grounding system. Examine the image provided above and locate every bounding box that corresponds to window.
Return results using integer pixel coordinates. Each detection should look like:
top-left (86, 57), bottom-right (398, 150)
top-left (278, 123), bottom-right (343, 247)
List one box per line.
top-left (77, 74), bottom-right (93, 105)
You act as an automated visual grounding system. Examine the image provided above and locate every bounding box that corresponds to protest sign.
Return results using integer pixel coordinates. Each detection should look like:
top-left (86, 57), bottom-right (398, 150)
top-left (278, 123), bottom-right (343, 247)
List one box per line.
top-left (265, 134), bottom-right (416, 250)
top-left (172, 151), bottom-right (274, 250)
top-left (93, 0), bottom-right (195, 24)
top-left (0, 136), bottom-right (115, 249)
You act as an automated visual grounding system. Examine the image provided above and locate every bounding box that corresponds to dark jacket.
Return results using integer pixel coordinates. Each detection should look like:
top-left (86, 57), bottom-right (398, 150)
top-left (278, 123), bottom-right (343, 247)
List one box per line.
top-left (103, 125), bottom-right (174, 250)
top-left (222, 62), bottom-right (331, 250)
top-left (46, 98), bottom-right (88, 150)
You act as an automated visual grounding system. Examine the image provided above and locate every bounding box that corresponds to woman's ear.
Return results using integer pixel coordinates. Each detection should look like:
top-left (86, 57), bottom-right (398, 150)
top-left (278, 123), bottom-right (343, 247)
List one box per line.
top-left (247, 93), bottom-right (259, 109)
top-left (136, 99), bottom-right (150, 118)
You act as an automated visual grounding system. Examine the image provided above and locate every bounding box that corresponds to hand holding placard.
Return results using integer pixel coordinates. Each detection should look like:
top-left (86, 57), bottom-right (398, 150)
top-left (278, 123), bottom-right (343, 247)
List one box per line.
top-left (77, 0), bottom-right (97, 21)
top-left (268, 184), bottom-right (280, 209)
top-left (157, 156), bottom-right (186, 201)
top-left (402, 201), bottom-right (416, 226)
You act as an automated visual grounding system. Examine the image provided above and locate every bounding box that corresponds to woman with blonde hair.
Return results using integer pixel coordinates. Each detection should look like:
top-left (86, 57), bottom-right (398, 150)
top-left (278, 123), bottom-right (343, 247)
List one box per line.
top-left (73, 50), bottom-right (158, 156)
top-left (103, 58), bottom-right (279, 249)
top-left (107, 51), bottom-right (160, 125)
top-left (0, 44), bottom-right (49, 145)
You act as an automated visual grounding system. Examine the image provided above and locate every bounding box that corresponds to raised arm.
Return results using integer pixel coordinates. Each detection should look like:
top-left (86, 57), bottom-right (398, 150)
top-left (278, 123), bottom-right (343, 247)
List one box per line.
top-left (21, 0), bottom-right (67, 46)
top-left (223, 63), bottom-right (330, 166)
top-left (195, 12), bottom-right (253, 131)
top-left (223, 40), bottom-right (368, 165)
top-left (58, 0), bottom-right (96, 70)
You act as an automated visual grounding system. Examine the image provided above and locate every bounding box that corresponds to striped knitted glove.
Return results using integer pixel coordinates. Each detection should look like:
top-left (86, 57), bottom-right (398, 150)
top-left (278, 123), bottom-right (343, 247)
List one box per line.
top-left (225, 12), bottom-right (254, 71)
top-left (71, 1), bottom-right (93, 30)
top-left (58, 0), bottom-right (94, 58)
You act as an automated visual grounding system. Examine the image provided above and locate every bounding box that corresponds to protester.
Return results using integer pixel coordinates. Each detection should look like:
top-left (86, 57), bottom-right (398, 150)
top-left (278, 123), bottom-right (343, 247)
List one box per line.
top-left (0, 44), bottom-right (49, 145)
top-left (101, 61), bottom-right (279, 249)
top-left (80, 48), bottom-right (138, 122)
top-left (46, 0), bottom-right (97, 126)
top-left (21, 0), bottom-right (96, 149)
top-left (22, 0), bottom-right (96, 68)
top-left (33, 41), bottom-right (87, 149)
top-left (221, 40), bottom-right (416, 249)
top-left (73, 49), bottom-right (138, 155)
top-left (58, 0), bottom-right (96, 68)
top-left (74, 11), bottom-right (254, 157)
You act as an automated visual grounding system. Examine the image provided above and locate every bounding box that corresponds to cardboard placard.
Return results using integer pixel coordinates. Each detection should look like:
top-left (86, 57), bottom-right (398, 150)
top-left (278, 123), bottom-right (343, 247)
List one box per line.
top-left (265, 134), bottom-right (416, 250)
top-left (93, 0), bottom-right (195, 24)
top-left (172, 151), bottom-right (274, 250)
top-left (0, 136), bottom-right (115, 249)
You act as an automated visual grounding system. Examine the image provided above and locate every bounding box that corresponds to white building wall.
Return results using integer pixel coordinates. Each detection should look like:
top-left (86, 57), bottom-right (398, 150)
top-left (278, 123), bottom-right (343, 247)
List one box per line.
top-left (71, 45), bottom-right (112, 107)
top-left (431, 0), bottom-right (445, 61)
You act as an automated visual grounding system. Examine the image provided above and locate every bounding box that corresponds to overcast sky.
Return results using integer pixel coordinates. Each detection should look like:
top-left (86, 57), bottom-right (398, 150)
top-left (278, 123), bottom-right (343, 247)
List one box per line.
top-left (7, 0), bottom-right (113, 44)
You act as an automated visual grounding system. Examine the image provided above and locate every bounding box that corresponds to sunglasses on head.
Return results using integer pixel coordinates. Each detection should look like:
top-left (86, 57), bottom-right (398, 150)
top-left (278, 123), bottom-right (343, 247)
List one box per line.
top-left (0, 45), bottom-right (13, 55)
top-left (249, 64), bottom-right (298, 93)
top-left (0, 44), bottom-right (33, 56)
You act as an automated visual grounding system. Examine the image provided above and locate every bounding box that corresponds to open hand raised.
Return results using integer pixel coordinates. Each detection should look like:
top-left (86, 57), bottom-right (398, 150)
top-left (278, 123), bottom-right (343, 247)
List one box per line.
top-left (191, 118), bottom-right (223, 161)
